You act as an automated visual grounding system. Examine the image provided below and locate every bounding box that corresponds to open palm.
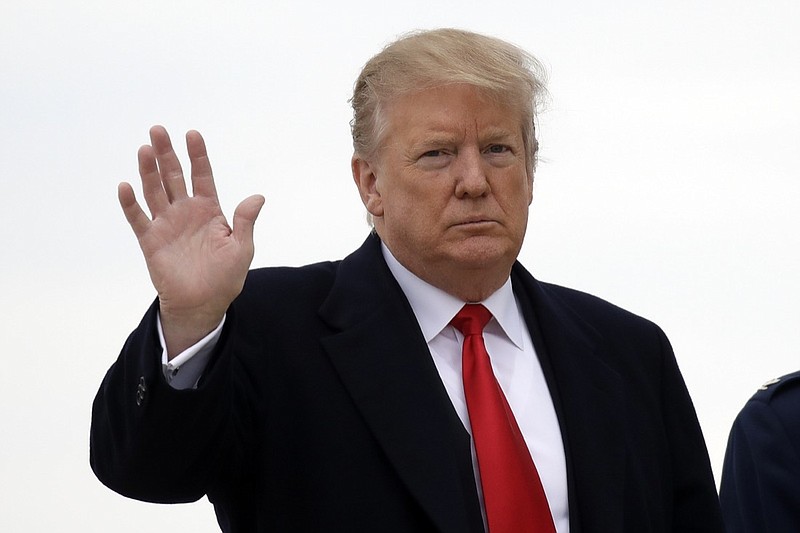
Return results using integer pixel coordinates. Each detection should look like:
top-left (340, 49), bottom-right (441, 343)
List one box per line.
top-left (118, 126), bottom-right (264, 356)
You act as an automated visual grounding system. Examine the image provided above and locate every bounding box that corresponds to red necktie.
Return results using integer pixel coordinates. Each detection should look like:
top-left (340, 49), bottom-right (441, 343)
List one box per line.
top-left (451, 304), bottom-right (556, 533)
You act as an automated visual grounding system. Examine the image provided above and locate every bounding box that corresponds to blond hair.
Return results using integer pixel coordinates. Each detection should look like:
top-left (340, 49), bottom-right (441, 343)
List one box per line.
top-left (350, 28), bottom-right (548, 176)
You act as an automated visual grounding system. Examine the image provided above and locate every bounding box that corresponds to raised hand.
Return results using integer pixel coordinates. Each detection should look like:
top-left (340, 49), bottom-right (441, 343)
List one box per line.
top-left (119, 126), bottom-right (264, 358)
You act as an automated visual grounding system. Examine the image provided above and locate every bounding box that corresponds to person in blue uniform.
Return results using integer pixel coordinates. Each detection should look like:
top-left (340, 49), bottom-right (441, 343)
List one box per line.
top-left (720, 370), bottom-right (800, 531)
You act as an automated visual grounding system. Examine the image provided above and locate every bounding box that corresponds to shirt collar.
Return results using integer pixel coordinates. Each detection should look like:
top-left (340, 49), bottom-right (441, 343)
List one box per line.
top-left (381, 243), bottom-right (525, 349)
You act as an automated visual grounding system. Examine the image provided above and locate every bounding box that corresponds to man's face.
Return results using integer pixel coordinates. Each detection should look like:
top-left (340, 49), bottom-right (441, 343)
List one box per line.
top-left (353, 84), bottom-right (533, 295)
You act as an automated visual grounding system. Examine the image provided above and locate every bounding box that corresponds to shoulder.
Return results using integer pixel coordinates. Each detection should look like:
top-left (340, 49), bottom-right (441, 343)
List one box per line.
top-left (244, 260), bottom-right (341, 291)
top-left (511, 263), bottom-right (663, 340)
top-left (229, 260), bottom-right (342, 315)
top-left (725, 370), bottom-right (800, 477)
top-left (728, 369), bottom-right (800, 454)
top-left (740, 370), bottom-right (800, 417)
top-left (540, 281), bottom-right (645, 322)
top-left (510, 263), bottom-right (679, 392)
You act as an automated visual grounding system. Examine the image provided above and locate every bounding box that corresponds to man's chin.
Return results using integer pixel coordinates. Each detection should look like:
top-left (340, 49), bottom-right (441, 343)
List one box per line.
top-left (445, 239), bottom-right (517, 270)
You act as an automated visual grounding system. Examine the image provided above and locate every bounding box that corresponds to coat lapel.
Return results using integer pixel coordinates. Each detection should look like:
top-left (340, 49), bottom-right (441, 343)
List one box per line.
top-left (318, 235), bottom-right (484, 533)
top-left (513, 265), bottom-right (625, 533)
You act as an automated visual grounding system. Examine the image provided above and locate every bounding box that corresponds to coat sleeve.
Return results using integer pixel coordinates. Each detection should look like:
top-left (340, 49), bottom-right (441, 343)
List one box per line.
top-left (89, 301), bottom-right (254, 503)
top-left (720, 392), bottom-right (800, 532)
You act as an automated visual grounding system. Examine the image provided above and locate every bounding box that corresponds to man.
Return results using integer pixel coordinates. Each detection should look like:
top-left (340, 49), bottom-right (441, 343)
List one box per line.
top-left (720, 371), bottom-right (800, 531)
top-left (91, 29), bottom-right (724, 532)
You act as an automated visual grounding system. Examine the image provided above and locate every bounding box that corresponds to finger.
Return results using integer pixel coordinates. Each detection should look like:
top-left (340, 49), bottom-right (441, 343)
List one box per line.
top-left (138, 144), bottom-right (170, 217)
top-left (149, 125), bottom-right (189, 202)
top-left (118, 182), bottom-right (152, 239)
top-left (232, 194), bottom-right (266, 245)
top-left (186, 130), bottom-right (219, 201)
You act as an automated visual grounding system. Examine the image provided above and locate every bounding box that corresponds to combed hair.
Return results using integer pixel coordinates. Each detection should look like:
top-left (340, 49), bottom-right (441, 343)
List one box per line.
top-left (350, 28), bottom-right (548, 176)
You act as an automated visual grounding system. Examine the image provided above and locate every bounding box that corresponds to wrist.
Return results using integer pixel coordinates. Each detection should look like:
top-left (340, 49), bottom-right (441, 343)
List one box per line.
top-left (158, 304), bottom-right (227, 360)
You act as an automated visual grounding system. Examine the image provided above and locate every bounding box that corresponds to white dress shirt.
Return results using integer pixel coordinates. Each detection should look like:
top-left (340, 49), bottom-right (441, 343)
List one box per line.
top-left (382, 245), bottom-right (569, 533)
top-left (159, 245), bottom-right (569, 532)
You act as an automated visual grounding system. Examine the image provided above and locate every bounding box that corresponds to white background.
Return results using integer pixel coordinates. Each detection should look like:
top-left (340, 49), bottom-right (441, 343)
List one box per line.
top-left (1, 0), bottom-right (798, 530)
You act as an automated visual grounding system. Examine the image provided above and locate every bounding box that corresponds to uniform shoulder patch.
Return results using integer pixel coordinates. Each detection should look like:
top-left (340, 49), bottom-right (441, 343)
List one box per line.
top-left (758, 377), bottom-right (782, 391)
top-left (752, 370), bottom-right (800, 403)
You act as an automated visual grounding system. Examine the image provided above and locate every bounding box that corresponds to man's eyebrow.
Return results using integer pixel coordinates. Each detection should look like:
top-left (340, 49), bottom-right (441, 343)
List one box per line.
top-left (414, 135), bottom-right (459, 147)
top-left (480, 127), bottom-right (518, 143)
top-left (414, 127), bottom-right (517, 142)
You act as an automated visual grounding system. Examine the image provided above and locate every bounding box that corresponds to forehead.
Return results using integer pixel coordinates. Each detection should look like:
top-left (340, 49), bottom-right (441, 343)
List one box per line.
top-left (382, 84), bottom-right (523, 141)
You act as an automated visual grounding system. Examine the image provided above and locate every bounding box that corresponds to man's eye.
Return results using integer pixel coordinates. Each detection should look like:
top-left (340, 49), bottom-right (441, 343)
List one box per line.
top-left (421, 150), bottom-right (443, 158)
top-left (486, 144), bottom-right (509, 154)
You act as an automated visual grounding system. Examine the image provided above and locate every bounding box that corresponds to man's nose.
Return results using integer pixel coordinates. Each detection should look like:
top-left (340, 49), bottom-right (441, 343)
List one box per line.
top-left (453, 148), bottom-right (490, 198)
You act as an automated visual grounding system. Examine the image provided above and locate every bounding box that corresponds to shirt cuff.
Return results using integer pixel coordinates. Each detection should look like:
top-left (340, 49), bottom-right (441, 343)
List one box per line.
top-left (157, 313), bottom-right (226, 390)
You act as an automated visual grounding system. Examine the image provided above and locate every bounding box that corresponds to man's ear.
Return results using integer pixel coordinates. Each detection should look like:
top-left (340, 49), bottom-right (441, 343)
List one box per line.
top-left (351, 155), bottom-right (384, 217)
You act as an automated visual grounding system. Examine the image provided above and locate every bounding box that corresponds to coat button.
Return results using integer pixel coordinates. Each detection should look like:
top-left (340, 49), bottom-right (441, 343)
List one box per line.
top-left (136, 376), bottom-right (147, 406)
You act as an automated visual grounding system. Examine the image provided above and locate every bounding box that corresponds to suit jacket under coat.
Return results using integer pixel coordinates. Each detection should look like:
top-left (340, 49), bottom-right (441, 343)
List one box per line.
top-left (91, 233), bottom-right (724, 532)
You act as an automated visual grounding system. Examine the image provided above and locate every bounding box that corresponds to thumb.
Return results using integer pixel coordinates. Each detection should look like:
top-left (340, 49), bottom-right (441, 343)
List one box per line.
top-left (232, 194), bottom-right (265, 245)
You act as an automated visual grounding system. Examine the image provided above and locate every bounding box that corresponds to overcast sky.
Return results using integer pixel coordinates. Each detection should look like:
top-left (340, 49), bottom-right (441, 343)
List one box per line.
top-left (1, 0), bottom-right (798, 530)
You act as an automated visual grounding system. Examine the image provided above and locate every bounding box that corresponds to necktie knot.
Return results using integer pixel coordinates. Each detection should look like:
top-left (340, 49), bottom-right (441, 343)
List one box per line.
top-left (450, 304), bottom-right (492, 337)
